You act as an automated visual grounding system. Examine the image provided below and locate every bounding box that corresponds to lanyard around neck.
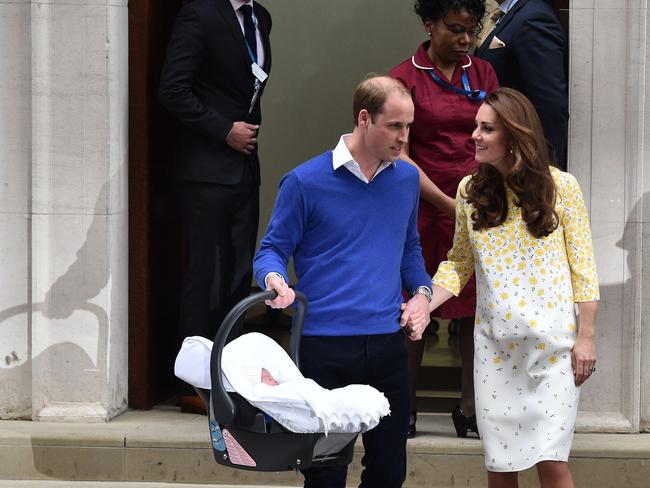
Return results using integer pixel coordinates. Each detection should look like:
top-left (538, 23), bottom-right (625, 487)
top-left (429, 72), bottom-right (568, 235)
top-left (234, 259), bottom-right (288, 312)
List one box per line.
top-left (242, 7), bottom-right (259, 65)
top-left (428, 69), bottom-right (486, 102)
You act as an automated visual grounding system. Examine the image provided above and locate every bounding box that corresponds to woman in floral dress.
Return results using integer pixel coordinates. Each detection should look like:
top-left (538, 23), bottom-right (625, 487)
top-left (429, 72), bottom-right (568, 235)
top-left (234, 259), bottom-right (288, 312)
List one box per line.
top-left (406, 88), bottom-right (599, 487)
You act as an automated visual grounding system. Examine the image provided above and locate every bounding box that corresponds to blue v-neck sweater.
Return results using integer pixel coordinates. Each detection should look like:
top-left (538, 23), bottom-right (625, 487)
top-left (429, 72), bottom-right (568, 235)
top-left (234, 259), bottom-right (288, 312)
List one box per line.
top-left (254, 151), bottom-right (431, 336)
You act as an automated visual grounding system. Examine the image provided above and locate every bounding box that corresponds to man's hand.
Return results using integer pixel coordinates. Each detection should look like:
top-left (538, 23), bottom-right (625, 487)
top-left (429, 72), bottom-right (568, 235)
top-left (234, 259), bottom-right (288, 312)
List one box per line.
top-left (226, 121), bottom-right (259, 155)
top-left (400, 294), bottom-right (431, 341)
top-left (264, 273), bottom-right (295, 309)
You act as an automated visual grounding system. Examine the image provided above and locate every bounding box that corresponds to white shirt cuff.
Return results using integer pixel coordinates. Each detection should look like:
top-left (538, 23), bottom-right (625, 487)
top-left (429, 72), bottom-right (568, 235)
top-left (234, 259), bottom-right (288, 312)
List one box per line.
top-left (264, 272), bottom-right (285, 289)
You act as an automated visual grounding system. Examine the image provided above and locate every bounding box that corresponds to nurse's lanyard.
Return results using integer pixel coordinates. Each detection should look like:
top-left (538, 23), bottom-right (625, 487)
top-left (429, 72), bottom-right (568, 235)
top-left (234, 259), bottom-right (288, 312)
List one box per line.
top-left (428, 69), bottom-right (486, 102)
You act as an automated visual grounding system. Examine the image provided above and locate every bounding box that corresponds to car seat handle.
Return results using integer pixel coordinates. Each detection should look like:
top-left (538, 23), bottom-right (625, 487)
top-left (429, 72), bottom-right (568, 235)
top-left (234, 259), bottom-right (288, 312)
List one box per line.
top-left (209, 289), bottom-right (308, 425)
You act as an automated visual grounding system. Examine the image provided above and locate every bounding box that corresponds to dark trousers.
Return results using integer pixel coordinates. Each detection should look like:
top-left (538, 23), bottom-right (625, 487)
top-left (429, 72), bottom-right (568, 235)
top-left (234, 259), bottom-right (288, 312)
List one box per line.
top-left (176, 168), bottom-right (259, 395)
top-left (299, 331), bottom-right (410, 488)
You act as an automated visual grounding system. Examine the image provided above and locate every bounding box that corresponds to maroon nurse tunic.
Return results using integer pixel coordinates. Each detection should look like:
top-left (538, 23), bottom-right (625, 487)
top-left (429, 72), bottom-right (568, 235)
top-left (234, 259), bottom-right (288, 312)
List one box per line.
top-left (390, 42), bottom-right (499, 319)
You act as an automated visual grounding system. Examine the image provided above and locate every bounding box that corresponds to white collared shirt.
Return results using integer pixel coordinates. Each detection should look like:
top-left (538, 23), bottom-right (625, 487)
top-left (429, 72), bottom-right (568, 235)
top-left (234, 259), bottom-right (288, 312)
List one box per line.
top-left (229, 0), bottom-right (265, 68)
top-left (332, 134), bottom-right (395, 184)
top-left (499, 0), bottom-right (520, 16)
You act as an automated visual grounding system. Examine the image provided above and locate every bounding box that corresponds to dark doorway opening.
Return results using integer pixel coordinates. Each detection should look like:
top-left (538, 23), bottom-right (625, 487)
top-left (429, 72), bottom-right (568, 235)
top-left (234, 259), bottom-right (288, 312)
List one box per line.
top-left (128, 0), bottom-right (184, 409)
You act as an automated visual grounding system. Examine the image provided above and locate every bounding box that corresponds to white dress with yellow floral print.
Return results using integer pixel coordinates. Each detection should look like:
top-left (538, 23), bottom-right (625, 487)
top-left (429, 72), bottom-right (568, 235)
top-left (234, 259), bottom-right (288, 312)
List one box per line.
top-left (433, 168), bottom-right (599, 472)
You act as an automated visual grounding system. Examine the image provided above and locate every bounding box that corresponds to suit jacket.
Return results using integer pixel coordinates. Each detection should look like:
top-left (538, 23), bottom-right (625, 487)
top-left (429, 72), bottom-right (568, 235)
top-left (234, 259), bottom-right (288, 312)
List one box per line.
top-left (159, 0), bottom-right (272, 185)
top-left (475, 0), bottom-right (567, 168)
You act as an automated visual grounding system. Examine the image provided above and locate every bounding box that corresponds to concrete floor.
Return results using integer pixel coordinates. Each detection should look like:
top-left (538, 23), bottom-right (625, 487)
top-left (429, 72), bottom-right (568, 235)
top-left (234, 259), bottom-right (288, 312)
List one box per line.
top-left (0, 483), bottom-right (297, 488)
top-left (1, 408), bottom-right (649, 487)
top-left (0, 483), bottom-right (300, 488)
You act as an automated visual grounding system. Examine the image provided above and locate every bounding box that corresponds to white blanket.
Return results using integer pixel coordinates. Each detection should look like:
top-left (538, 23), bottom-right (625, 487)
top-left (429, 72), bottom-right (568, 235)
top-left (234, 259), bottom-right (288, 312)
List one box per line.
top-left (174, 333), bottom-right (390, 434)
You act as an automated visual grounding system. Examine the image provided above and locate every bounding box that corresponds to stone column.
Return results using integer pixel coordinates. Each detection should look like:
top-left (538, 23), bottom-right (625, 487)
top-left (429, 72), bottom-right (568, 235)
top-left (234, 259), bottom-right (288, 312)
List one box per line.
top-left (0, 0), bottom-right (128, 422)
top-left (569, 0), bottom-right (646, 432)
top-left (641, 2), bottom-right (650, 434)
top-left (0, 0), bottom-right (32, 419)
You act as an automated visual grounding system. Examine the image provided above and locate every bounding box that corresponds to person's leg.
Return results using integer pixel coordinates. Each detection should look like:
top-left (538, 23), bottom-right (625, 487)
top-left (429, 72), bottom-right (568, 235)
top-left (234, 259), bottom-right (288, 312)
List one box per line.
top-left (217, 165), bottom-right (259, 339)
top-left (359, 331), bottom-right (410, 488)
top-left (536, 461), bottom-right (574, 488)
top-left (176, 181), bottom-right (231, 399)
top-left (487, 471), bottom-right (519, 488)
top-left (405, 334), bottom-right (424, 437)
top-left (299, 336), bottom-right (366, 488)
top-left (458, 316), bottom-right (476, 417)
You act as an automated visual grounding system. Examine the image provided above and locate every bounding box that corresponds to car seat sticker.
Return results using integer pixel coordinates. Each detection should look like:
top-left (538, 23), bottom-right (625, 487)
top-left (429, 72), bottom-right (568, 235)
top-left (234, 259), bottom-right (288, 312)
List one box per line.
top-left (223, 429), bottom-right (257, 467)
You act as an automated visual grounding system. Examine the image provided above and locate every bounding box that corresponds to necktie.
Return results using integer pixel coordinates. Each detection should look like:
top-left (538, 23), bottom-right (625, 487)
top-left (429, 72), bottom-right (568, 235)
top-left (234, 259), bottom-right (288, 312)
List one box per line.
top-left (476, 8), bottom-right (503, 49)
top-left (239, 4), bottom-right (257, 62)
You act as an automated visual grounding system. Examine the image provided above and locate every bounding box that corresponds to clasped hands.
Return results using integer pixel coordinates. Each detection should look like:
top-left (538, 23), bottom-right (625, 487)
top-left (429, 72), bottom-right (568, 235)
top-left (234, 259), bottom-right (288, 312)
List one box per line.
top-left (400, 294), bottom-right (431, 341)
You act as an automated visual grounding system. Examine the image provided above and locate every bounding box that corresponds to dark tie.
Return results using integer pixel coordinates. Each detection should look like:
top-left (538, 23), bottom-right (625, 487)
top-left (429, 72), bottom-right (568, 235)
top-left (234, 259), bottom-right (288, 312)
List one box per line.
top-left (239, 4), bottom-right (257, 62)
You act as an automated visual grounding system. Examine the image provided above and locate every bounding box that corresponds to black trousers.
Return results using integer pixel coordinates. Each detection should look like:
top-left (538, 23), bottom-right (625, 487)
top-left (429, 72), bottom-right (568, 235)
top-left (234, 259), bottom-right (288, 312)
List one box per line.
top-left (176, 168), bottom-right (259, 394)
top-left (299, 331), bottom-right (410, 488)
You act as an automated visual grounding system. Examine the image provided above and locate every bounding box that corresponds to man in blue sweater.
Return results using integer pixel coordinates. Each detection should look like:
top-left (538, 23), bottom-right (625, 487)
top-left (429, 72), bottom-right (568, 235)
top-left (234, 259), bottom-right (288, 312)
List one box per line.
top-left (253, 76), bottom-right (432, 488)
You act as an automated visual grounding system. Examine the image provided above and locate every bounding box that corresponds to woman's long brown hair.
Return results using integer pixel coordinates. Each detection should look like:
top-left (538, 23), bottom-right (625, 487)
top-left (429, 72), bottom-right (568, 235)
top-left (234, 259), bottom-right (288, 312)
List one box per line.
top-left (464, 88), bottom-right (559, 238)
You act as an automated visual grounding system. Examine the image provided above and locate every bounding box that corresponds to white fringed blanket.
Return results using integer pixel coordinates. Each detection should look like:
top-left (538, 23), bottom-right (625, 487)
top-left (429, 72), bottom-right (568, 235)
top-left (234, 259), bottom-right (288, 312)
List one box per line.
top-left (174, 333), bottom-right (390, 434)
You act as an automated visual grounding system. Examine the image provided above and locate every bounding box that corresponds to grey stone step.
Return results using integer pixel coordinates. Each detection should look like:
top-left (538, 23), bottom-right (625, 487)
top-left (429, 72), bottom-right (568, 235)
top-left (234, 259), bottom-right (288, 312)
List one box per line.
top-left (0, 483), bottom-right (293, 488)
top-left (0, 407), bottom-right (649, 487)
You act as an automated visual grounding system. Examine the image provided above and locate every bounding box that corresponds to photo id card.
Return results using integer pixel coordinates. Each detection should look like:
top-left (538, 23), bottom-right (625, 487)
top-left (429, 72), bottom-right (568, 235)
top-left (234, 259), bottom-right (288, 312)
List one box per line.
top-left (251, 63), bottom-right (268, 83)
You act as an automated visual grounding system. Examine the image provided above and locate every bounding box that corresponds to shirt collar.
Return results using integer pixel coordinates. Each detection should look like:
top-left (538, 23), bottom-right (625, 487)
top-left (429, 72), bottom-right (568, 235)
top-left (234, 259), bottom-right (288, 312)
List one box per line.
top-left (332, 134), bottom-right (355, 170)
top-left (230, 0), bottom-right (253, 12)
top-left (332, 134), bottom-right (395, 181)
top-left (411, 41), bottom-right (472, 72)
top-left (499, 0), bottom-right (519, 15)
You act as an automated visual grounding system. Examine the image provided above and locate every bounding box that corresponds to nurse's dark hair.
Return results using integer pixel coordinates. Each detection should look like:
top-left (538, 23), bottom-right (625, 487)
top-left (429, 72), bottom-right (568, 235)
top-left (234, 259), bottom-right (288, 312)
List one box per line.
top-left (352, 74), bottom-right (411, 126)
top-left (464, 88), bottom-right (559, 239)
top-left (414, 0), bottom-right (486, 23)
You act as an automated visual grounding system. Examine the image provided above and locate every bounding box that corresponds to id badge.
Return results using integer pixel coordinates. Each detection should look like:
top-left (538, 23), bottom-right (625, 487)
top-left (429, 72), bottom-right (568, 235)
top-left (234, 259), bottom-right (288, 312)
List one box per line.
top-left (251, 63), bottom-right (268, 83)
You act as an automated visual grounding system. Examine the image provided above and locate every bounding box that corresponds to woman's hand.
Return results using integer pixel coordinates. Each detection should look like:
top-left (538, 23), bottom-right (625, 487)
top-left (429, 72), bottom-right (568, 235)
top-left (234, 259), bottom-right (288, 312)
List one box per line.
top-left (571, 336), bottom-right (596, 386)
top-left (572, 301), bottom-right (598, 386)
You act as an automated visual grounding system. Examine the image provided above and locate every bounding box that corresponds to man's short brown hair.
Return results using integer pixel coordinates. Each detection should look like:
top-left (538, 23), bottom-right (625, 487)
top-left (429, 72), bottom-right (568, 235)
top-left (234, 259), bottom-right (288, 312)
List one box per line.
top-left (352, 75), bottom-right (411, 126)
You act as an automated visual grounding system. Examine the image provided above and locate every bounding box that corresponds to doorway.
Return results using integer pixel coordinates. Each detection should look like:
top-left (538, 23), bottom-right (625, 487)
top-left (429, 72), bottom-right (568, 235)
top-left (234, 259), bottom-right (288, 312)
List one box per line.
top-left (128, 0), bottom-right (184, 409)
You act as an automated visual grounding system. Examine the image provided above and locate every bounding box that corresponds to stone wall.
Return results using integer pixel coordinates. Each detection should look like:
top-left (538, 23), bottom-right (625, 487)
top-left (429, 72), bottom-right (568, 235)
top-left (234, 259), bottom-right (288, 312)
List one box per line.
top-left (569, 0), bottom-right (648, 432)
top-left (0, 0), bottom-right (128, 422)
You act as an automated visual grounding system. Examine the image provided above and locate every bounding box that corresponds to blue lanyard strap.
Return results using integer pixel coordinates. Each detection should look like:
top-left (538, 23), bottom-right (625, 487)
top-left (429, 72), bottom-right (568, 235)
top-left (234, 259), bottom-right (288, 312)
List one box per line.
top-left (428, 69), bottom-right (486, 102)
top-left (245, 41), bottom-right (257, 65)
top-left (241, 6), bottom-right (259, 65)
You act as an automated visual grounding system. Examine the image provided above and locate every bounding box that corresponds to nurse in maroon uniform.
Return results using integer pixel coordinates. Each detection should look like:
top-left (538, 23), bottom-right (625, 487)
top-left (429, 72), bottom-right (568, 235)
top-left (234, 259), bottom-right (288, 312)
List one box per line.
top-left (390, 0), bottom-right (498, 439)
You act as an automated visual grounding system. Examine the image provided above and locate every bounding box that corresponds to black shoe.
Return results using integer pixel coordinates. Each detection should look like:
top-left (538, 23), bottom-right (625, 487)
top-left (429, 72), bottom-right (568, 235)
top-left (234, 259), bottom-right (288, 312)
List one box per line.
top-left (407, 410), bottom-right (417, 438)
top-left (452, 405), bottom-right (479, 438)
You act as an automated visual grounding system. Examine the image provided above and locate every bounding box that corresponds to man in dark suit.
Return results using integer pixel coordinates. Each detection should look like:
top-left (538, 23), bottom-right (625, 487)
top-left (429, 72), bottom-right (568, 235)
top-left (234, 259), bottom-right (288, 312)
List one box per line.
top-left (475, 0), bottom-right (568, 170)
top-left (159, 0), bottom-right (271, 413)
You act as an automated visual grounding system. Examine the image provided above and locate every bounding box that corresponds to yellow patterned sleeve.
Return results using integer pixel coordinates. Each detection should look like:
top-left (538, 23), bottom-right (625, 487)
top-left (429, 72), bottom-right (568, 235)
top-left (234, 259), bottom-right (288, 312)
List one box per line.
top-left (432, 177), bottom-right (475, 296)
top-left (558, 172), bottom-right (600, 302)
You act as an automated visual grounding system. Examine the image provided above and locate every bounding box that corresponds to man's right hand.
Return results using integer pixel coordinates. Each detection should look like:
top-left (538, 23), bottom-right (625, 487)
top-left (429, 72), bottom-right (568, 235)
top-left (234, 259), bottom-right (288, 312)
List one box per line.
top-left (226, 121), bottom-right (259, 155)
top-left (265, 273), bottom-right (295, 309)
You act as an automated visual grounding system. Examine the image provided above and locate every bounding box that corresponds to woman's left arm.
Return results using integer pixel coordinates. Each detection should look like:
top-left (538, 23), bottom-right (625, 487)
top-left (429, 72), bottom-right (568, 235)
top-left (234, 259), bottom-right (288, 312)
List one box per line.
top-left (559, 173), bottom-right (601, 385)
top-left (572, 300), bottom-right (598, 386)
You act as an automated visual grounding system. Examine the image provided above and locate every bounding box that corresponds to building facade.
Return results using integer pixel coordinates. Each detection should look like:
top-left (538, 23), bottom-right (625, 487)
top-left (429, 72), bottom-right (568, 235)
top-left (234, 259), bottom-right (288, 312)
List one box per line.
top-left (0, 0), bottom-right (647, 432)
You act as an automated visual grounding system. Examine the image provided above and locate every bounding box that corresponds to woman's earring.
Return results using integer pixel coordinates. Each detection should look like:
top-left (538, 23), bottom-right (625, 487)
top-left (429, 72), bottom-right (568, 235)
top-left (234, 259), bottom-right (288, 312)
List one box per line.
top-left (427, 31), bottom-right (431, 36)
top-left (509, 148), bottom-right (514, 154)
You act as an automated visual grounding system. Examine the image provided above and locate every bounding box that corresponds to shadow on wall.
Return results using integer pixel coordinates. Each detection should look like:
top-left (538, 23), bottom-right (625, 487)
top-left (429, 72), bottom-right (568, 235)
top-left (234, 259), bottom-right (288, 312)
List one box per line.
top-left (576, 191), bottom-right (646, 420)
top-left (0, 169), bottom-right (123, 419)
